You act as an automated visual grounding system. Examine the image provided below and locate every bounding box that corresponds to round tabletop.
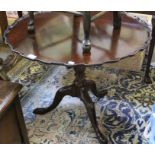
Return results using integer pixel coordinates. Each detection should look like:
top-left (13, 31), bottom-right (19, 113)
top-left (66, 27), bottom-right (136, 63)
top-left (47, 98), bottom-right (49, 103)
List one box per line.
top-left (4, 11), bottom-right (151, 66)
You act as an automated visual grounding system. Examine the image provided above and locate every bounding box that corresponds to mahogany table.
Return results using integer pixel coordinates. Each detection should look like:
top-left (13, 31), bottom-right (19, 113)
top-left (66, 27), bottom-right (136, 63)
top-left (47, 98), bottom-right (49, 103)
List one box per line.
top-left (4, 11), bottom-right (151, 143)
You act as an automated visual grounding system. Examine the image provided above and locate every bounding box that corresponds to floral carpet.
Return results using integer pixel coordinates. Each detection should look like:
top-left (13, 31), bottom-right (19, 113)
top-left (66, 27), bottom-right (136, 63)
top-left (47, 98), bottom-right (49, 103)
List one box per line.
top-left (20, 65), bottom-right (155, 144)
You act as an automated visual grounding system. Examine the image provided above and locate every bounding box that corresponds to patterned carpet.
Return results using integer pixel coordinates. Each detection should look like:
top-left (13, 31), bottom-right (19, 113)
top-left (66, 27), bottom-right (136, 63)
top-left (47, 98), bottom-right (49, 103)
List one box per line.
top-left (19, 64), bottom-right (155, 144)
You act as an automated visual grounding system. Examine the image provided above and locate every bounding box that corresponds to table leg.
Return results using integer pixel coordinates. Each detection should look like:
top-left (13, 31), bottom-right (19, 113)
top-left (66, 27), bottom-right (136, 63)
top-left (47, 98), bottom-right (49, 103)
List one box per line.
top-left (83, 11), bottom-right (91, 53)
top-left (17, 11), bottom-right (23, 18)
top-left (143, 16), bottom-right (155, 84)
top-left (0, 11), bottom-right (8, 42)
top-left (28, 11), bottom-right (35, 34)
top-left (33, 85), bottom-right (76, 114)
top-left (113, 11), bottom-right (121, 29)
top-left (80, 88), bottom-right (108, 143)
top-left (33, 65), bottom-right (108, 143)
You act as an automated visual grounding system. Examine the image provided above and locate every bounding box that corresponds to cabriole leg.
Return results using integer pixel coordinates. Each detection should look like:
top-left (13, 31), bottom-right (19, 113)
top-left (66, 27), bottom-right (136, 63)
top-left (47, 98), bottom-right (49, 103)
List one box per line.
top-left (34, 65), bottom-right (108, 143)
top-left (80, 89), bottom-right (108, 143)
top-left (33, 85), bottom-right (76, 115)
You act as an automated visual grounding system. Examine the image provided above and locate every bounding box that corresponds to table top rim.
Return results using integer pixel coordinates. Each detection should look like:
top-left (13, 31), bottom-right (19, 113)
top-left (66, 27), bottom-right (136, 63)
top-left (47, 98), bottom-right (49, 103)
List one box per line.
top-left (4, 11), bottom-right (152, 67)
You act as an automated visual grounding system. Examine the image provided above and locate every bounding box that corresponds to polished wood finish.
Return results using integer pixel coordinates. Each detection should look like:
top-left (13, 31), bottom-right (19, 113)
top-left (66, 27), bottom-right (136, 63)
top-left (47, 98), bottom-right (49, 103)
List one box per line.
top-left (5, 12), bottom-right (150, 66)
top-left (0, 81), bottom-right (22, 113)
top-left (0, 11), bottom-right (8, 42)
top-left (0, 11), bottom-right (22, 80)
top-left (0, 80), bottom-right (29, 144)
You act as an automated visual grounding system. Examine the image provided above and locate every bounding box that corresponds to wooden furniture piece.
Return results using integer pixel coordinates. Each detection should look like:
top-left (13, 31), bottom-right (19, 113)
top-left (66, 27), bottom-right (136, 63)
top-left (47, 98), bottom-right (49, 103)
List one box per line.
top-left (0, 11), bottom-right (23, 80)
top-left (81, 11), bottom-right (155, 83)
top-left (131, 12), bottom-right (155, 84)
top-left (0, 11), bottom-right (23, 41)
top-left (111, 11), bottom-right (155, 84)
top-left (0, 11), bottom-right (8, 42)
top-left (26, 11), bottom-right (154, 83)
top-left (4, 11), bottom-right (151, 143)
top-left (0, 80), bottom-right (29, 144)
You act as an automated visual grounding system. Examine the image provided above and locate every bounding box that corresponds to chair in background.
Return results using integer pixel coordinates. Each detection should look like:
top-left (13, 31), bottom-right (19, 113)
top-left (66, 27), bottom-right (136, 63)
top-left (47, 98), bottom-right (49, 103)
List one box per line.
top-left (0, 12), bottom-right (29, 144)
top-left (130, 11), bottom-right (155, 84)
top-left (82, 11), bottom-right (155, 84)
top-left (109, 11), bottom-right (155, 83)
top-left (0, 80), bottom-right (29, 144)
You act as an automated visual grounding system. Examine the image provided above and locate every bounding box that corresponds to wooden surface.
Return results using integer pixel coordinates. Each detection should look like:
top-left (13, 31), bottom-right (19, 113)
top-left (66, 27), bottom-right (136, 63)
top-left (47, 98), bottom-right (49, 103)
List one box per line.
top-left (0, 80), bottom-right (29, 144)
top-left (5, 11), bottom-right (150, 66)
top-left (0, 80), bottom-right (22, 115)
top-left (0, 104), bottom-right (22, 143)
top-left (0, 11), bottom-right (8, 41)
